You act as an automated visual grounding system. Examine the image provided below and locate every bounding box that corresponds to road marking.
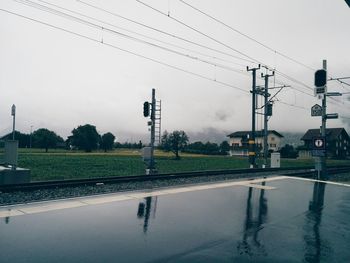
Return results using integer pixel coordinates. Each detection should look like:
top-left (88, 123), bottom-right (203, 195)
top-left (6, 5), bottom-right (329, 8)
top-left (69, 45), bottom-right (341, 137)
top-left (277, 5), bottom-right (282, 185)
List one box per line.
top-left (0, 176), bottom-right (285, 218)
top-left (284, 176), bottom-right (350, 187)
top-left (239, 183), bottom-right (276, 190)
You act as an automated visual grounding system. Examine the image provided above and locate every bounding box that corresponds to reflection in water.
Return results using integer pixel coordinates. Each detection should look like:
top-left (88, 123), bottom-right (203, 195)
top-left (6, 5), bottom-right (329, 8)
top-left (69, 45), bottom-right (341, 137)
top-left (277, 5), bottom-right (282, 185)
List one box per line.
top-left (137, 196), bottom-right (157, 233)
top-left (303, 182), bottom-right (328, 263)
top-left (237, 182), bottom-right (268, 257)
top-left (5, 216), bottom-right (10, 224)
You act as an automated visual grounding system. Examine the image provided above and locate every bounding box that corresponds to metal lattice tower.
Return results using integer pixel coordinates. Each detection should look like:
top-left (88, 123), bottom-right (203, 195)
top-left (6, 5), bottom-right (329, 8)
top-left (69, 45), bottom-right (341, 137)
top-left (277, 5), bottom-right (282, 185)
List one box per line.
top-left (154, 100), bottom-right (162, 145)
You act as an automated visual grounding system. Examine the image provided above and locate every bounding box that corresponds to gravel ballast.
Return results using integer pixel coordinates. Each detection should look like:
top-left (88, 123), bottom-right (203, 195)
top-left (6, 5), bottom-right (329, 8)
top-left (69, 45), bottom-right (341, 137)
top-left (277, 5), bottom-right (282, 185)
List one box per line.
top-left (1, 170), bottom-right (349, 206)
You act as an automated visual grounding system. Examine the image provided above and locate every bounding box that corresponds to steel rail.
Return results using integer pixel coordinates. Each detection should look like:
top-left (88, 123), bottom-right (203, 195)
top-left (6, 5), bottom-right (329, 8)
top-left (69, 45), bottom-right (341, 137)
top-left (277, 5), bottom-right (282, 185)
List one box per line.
top-left (1, 165), bottom-right (349, 193)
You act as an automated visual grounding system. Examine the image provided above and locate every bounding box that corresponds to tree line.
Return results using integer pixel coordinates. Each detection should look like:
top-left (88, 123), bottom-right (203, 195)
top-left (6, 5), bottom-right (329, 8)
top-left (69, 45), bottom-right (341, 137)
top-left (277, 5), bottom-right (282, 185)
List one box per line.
top-left (1, 124), bottom-right (116, 153)
top-left (2, 126), bottom-right (231, 157)
top-left (160, 130), bottom-right (230, 159)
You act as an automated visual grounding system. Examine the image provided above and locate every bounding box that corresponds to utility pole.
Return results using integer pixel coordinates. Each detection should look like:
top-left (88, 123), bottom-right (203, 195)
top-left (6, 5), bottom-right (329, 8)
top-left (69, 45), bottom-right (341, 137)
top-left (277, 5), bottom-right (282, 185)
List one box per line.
top-left (247, 65), bottom-right (260, 168)
top-left (261, 70), bottom-right (274, 168)
top-left (320, 60), bottom-right (327, 179)
top-left (313, 60), bottom-right (341, 179)
top-left (150, 88), bottom-right (156, 172)
top-left (11, 104), bottom-right (16, 140)
top-left (142, 89), bottom-right (157, 175)
top-left (30, 125), bottom-right (33, 149)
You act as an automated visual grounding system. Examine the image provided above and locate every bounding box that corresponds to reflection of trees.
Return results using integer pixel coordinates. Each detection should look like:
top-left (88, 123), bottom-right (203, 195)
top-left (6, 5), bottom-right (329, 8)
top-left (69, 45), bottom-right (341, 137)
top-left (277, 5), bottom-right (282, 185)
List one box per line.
top-left (303, 182), bottom-right (329, 263)
top-left (5, 216), bottom-right (10, 224)
top-left (137, 196), bottom-right (157, 233)
top-left (237, 182), bottom-right (268, 257)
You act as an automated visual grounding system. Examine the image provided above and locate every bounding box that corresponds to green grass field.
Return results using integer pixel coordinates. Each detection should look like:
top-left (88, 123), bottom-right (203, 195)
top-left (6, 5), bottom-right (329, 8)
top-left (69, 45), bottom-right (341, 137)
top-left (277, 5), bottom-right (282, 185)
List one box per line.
top-left (15, 149), bottom-right (350, 181)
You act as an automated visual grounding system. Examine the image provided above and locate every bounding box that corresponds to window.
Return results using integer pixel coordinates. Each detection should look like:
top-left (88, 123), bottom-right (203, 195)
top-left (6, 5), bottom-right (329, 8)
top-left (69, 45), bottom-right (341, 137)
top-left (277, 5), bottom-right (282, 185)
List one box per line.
top-left (270, 144), bottom-right (276, 148)
top-left (270, 137), bottom-right (275, 141)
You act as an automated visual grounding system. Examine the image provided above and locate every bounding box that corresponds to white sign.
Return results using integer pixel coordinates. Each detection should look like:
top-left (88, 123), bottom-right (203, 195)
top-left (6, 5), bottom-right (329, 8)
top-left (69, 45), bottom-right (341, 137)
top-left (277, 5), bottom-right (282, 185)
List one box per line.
top-left (311, 104), bottom-right (322, 117)
top-left (314, 139), bottom-right (324, 148)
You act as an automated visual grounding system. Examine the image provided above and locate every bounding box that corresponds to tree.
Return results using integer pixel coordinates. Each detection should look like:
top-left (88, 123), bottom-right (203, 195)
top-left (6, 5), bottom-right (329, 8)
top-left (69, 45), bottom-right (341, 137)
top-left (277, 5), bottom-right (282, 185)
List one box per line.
top-left (1, 131), bottom-right (30, 148)
top-left (161, 130), bottom-right (189, 159)
top-left (69, 124), bottom-right (100, 152)
top-left (280, 144), bottom-right (298, 159)
top-left (32, 128), bottom-right (64, 152)
top-left (220, 141), bottom-right (230, 155)
top-left (101, 132), bottom-right (115, 152)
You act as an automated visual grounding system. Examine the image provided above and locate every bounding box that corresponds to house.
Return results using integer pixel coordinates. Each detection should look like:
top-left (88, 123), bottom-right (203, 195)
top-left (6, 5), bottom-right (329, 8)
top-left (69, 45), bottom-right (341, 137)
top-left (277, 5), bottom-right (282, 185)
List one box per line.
top-left (299, 128), bottom-right (350, 159)
top-left (227, 130), bottom-right (284, 156)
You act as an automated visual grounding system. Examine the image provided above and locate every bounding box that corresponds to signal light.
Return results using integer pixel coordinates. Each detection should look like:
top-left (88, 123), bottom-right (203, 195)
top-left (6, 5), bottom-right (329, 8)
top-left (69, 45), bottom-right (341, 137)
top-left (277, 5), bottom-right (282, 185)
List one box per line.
top-left (267, 103), bottom-right (273, 116)
top-left (143, 102), bottom-right (150, 117)
top-left (315, 69), bottom-right (327, 87)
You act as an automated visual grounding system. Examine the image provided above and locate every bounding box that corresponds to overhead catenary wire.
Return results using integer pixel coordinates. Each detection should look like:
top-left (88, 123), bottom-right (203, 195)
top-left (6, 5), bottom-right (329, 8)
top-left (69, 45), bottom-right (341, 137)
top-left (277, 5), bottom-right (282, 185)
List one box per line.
top-left (14, 0), bottom-right (250, 77)
top-left (136, 0), bottom-right (317, 96)
top-left (76, 0), bottom-right (256, 64)
top-left (10, 0), bottom-right (316, 103)
top-left (76, 0), bottom-right (317, 98)
top-left (3, 2), bottom-right (337, 114)
top-left (0, 8), bottom-right (249, 94)
top-left (36, 0), bottom-right (248, 68)
top-left (178, 0), bottom-right (316, 72)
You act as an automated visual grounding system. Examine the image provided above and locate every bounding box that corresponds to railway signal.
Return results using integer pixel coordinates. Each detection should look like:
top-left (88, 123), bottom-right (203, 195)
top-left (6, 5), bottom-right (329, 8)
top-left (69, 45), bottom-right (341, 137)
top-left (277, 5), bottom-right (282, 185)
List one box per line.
top-left (143, 102), bottom-right (150, 117)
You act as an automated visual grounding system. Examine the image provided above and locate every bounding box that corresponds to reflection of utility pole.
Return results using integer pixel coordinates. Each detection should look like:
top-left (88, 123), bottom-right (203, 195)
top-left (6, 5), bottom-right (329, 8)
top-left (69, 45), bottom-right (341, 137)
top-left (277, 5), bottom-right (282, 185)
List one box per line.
top-left (247, 65), bottom-right (260, 168)
top-left (238, 183), bottom-right (268, 257)
top-left (304, 182), bottom-right (327, 262)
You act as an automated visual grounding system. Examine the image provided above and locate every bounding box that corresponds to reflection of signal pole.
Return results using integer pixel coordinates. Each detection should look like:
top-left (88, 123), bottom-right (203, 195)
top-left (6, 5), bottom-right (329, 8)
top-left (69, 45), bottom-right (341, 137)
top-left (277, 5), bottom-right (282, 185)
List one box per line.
top-left (137, 196), bottom-right (158, 234)
top-left (247, 65), bottom-right (260, 168)
top-left (304, 182), bottom-right (326, 262)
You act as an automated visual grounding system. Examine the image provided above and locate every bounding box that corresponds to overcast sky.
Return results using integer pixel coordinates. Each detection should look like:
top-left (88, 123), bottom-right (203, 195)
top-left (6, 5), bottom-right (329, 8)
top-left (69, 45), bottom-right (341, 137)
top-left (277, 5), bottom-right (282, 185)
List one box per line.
top-left (0, 0), bottom-right (349, 142)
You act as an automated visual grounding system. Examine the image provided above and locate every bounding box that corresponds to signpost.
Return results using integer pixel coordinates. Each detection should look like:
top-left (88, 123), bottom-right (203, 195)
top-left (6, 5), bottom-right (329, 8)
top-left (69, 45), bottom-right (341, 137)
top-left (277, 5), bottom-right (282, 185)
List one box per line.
top-left (311, 104), bottom-right (322, 117)
top-left (312, 137), bottom-right (326, 157)
top-left (11, 104), bottom-right (16, 140)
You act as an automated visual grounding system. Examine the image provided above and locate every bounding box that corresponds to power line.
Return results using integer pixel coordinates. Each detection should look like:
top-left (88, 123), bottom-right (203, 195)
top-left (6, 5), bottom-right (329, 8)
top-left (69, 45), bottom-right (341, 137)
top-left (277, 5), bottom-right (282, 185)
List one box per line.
top-left (137, 0), bottom-right (260, 64)
top-left (76, 0), bottom-right (256, 64)
top-left (178, 0), bottom-right (316, 72)
top-left (14, 0), bottom-right (249, 77)
top-left (10, 0), bottom-right (314, 101)
top-left (136, 0), bottom-right (317, 95)
top-left (36, 0), bottom-right (247, 68)
top-left (0, 8), bottom-right (249, 94)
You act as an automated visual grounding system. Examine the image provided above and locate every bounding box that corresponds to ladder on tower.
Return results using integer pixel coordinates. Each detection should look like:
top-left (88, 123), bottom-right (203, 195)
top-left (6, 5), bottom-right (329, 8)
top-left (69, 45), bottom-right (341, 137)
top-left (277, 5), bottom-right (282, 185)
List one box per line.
top-left (154, 100), bottom-right (162, 145)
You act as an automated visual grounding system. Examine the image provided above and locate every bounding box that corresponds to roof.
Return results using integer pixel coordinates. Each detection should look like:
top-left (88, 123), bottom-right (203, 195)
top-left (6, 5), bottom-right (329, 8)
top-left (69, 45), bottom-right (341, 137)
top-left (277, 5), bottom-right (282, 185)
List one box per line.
top-left (227, 130), bottom-right (284, 138)
top-left (301, 128), bottom-right (349, 141)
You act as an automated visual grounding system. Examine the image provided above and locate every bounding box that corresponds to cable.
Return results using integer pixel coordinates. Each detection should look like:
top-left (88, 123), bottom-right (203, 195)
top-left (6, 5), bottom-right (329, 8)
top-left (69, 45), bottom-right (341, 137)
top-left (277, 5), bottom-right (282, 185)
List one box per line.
top-left (77, 0), bottom-right (256, 64)
top-left (14, 0), bottom-right (249, 76)
top-left (0, 8), bottom-right (249, 94)
top-left (137, 0), bottom-right (260, 64)
top-left (136, 0), bottom-right (317, 95)
top-left (37, 0), bottom-right (247, 68)
top-left (178, 0), bottom-right (316, 72)
top-left (276, 100), bottom-right (309, 110)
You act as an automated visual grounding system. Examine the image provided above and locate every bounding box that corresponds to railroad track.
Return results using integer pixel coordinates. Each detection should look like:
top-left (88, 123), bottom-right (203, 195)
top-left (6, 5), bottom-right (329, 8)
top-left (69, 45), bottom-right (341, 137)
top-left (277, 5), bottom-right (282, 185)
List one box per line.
top-left (1, 165), bottom-right (350, 193)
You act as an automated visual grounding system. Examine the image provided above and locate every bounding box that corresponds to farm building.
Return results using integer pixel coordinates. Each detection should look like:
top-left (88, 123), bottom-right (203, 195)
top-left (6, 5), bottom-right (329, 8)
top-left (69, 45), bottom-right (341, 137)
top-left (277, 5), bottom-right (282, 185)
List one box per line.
top-left (227, 130), bottom-right (283, 156)
top-left (298, 128), bottom-right (350, 159)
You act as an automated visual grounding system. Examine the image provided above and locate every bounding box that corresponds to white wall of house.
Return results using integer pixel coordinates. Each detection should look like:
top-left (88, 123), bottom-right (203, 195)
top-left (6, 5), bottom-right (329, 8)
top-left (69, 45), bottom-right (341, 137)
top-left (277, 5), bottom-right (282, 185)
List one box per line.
top-left (228, 132), bottom-right (282, 156)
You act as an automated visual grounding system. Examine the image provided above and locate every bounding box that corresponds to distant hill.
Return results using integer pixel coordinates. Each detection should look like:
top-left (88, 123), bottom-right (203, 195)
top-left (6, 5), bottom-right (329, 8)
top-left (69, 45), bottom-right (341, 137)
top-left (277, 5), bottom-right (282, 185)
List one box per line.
top-left (280, 132), bottom-right (304, 147)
